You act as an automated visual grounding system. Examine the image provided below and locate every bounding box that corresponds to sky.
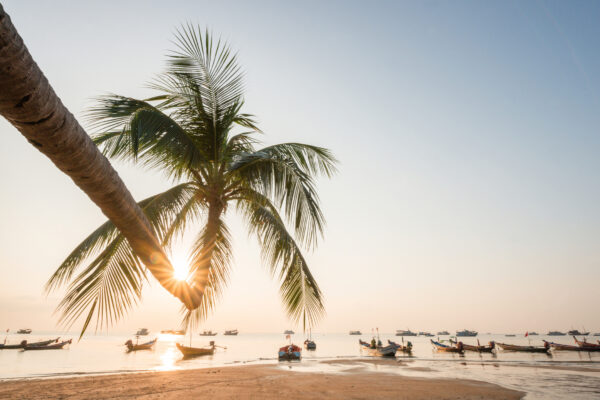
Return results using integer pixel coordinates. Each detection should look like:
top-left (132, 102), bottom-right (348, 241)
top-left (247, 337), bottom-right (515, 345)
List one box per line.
top-left (1, 0), bottom-right (599, 335)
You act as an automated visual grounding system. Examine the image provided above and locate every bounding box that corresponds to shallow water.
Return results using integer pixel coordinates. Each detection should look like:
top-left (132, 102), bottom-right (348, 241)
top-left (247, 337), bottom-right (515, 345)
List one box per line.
top-left (1, 332), bottom-right (599, 399)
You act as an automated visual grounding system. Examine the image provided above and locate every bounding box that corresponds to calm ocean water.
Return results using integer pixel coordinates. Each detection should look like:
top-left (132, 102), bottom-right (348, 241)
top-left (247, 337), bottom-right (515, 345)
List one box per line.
top-left (1, 331), bottom-right (599, 399)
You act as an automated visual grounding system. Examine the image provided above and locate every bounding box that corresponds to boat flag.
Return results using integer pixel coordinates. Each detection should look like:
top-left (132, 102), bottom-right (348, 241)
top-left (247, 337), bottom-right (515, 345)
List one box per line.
top-left (525, 332), bottom-right (529, 337)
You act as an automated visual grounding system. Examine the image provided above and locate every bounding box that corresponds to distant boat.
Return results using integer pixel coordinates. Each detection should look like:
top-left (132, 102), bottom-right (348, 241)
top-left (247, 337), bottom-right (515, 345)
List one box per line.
top-left (16, 329), bottom-right (32, 334)
top-left (160, 329), bottom-right (185, 335)
top-left (279, 344), bottom-right (302, 361)
top-left (224, 329), bottom-right (238, 336)
top-left (0, 338), bottom-right (59, 350)
top-left (125, 338), bottom-right (157, 352)
top-left (456, 329), bottom-right (477, 337)
top-left (349, 330), bottom-right (362, 335)
top-left (528, 332), bottom-right (539, 336)
top-left (359, 339), bottom-right (397, 357)
top-left (450, 339), bottom-right (495, 353)
top-left (496, 342), bottom-right (550, 353)
top-left (176, 342), bottom-right (215, 357)
top-left (395, 329), bottom-right (417, 337)
top-left (544, 340), bottom-right (600, 352)
top-left (135, 328), bottom-right (150, 336)
top-left (573, 336), bottom-right (600, 349)
top-left (430, 339), bottom-right (464, 353)
top-left (568, 329), bottom-right (589, 336)
top-left (388, 339), bottom-right (412, 354)
top-left (505, 334), bottom-right (516, 337)
top-left (437, 331), bottom-right (450, 335)
top-left (199, 330), bottom-right (218, 336)
top-left (547, 331), bottom-right (566, 336)
top-left (418, 331), bottom-right (434, 337)
top-left (304, 329), bottom-right (316, 350)
top-left (24, 339), bottom-right (72, 351)
top-left (594, 333), bottom-right (600, 337)
top-left (283, 330), bottom-right (295, 335)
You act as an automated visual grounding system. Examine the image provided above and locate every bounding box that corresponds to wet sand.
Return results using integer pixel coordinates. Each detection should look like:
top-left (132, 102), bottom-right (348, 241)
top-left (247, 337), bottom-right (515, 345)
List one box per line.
top-left (0, 362), bottom-right (524, 399)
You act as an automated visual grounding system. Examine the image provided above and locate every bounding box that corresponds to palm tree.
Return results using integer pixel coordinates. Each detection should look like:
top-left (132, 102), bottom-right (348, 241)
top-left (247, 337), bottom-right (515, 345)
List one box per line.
top-left (0, 5), bottom-right (203, 309)
top-left (46, 25), bottom-right (337, 335)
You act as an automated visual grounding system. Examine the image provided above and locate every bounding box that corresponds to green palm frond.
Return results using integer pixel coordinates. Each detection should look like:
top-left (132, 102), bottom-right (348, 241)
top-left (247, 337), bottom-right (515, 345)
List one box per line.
top-left (237, 191), bottom-right (324, 330)
top-left (169, 24), bottom-right (244, 118)
top-left (47, 183), bottom-right (197, 336)
top-left (230, 144), bottom-right (334, 249)
top-left (181, 214), bottom-right (232, 328)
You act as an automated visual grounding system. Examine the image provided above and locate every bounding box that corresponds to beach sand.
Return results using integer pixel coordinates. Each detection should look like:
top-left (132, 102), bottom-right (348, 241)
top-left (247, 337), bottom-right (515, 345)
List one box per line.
top-left (0, 362), bottom-right (524, 399)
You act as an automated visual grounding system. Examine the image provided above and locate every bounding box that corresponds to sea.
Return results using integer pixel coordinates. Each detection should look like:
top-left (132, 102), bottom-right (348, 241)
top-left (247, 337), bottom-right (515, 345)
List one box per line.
top-left (1, 331), bottom-right (599, 399)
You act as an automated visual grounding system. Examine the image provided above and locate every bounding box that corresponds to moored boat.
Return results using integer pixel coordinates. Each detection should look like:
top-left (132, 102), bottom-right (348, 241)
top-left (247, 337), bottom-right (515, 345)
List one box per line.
top-left (505, 334), bottom-right (516, 337)
top-left (437, 331), bottom-right (450, 336)
top-left (224, 329), bottom-right (238, 336)
top-left (135, 328), bottom-right (150, 336)
top-left (23, 339), bottom-right (72, 350)
top-left (279, 344), bottom-right (301, 361)
top-left (176, 342), bottom-right (215, 357)
top-left (496, 342), bottom-right (550, 353)
top-left (450, 339), bottom-right (495, 353)
top-left (0, 338), bottom-right (60, 350)
top-left (431, 339), bottom-right (464, 353)
top-left (568, 329), bottom-right (589, 336)
top-left (283, 330), bottom-right (295, 335)
top-left (16, 329), bottom-right (32, 334)
top-left (125, 338), bottom-right (157, 352)
top-left (528, 332), bottom-right (539, 336)
top-left (199, 330), bottom-right (217, 336)
top-left (388, 339), bottom-right (412, 353)
top-left (349, 330), bottom-right (362, 335)
top-left (418, 331), bottom-right (434, 337)
top-left (395, 329), bottom-right (417, 337)
top-left (456, 329), bottom-right (477, 337)
top-left (304, 339), bottom-right (316, 350)
top-left (573, 336), bottom-right (600, 349)
top-left (543, 340), bottom-right (600, 352)
top-left (547, 331), bottom-right (566, 336)
top-left (160, 329), bottom-right (185, 335)
top-left (359, 339), bottom-right (397, 357)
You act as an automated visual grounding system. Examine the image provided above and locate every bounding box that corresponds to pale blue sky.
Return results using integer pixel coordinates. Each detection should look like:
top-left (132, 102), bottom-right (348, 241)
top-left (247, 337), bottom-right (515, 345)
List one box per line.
top-left (1, 0), bottom-right (599, 334)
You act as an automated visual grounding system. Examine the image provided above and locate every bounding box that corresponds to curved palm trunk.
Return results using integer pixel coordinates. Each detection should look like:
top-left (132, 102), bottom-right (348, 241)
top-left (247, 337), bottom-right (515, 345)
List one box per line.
top-left (0, 5), bottom-right (202, 309)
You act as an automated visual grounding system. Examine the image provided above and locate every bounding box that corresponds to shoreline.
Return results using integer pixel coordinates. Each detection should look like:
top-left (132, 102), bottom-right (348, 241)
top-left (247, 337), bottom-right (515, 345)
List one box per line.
top-left (0, 360), bottom-right (524, 400)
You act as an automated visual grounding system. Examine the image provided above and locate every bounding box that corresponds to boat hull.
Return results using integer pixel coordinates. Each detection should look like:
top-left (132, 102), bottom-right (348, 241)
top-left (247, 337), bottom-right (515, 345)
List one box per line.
top-left (496, 342), bottom-right (549, 353)
top-left (24, 339), bottom-right (71, 350)
top-left (431, 339), bottom-right (464, 353)
top-left (125, 338), bottom-right (157, 352)
top-left (176, 343), bottom-right (215, 357)
top-left (545, 340), bottom-right (600, 352)
top-left (0, 338), bottom-right (59, 350)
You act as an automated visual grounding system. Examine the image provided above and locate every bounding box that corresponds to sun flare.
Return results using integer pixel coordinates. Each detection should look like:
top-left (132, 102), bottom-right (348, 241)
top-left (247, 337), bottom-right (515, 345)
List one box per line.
top-left (172, 257), bottom-right (190, 281)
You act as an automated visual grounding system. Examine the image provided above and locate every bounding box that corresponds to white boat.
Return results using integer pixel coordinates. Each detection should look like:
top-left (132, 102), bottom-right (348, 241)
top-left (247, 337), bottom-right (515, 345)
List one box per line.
top-left (456, 329), bottom-right (478, 337)
top-left (224, 329), bottom-right (238, 336)
top-left (135, 328), bottom-right (150, 336)
top-left (395, 329), bottom-right (417, 336)
top-left (17, 329), bottom-right (32, 334)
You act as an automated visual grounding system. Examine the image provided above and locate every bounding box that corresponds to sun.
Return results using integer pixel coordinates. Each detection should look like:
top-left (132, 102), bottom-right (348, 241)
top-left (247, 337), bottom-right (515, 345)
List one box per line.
top-left (172, 256), bottom-right (190, 281)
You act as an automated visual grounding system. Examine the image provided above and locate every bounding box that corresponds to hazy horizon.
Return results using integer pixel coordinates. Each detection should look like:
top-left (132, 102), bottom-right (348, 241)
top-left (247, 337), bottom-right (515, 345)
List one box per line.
top-left (1, 0), bottom-right (599, 335)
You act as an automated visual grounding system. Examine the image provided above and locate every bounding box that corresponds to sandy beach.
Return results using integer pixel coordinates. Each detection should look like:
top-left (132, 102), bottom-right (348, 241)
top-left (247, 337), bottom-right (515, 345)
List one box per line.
top-left (0, 362), bottom-right (524, 400)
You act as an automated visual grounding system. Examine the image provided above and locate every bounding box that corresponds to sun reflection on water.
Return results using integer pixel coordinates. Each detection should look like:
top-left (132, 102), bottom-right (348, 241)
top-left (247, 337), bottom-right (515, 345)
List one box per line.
top-left (155, 344), bottom-right (181, 372)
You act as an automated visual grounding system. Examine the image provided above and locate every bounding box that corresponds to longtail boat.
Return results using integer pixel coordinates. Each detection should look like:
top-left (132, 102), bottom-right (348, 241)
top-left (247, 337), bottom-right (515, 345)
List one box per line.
top-left (573, 336), bottom-right (600, 349)
top-left (279, 344), bottom-right (302, 361)
top-left (451, 339), bottom-right (495, 353)
top-left (359, 339), bottom-right (398, 357)
top-left (496, 342), bottom-right (549, 353)
top-left (388, 339), bottom-right (412, 354)
top-left (430, 339), bottom-right (464, 353)
top-left (176, 342), bottom-right (215, 357)
top-left (544, 340), bottom-right (600, 352)
top-left (23, 339), bottom-right (72, 350)
top-left (0, 338), bottom-right (59, 350)
top-left (125, 338), bottom-right (157, 352)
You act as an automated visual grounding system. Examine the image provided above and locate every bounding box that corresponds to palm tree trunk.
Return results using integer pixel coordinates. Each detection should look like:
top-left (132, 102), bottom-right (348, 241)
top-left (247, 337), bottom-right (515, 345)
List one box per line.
top-left (0, 5), bottom-right (202, 309)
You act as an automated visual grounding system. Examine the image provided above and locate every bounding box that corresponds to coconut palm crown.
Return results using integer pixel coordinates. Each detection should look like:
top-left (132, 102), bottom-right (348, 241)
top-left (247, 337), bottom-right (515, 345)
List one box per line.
top-left (46, 25), bottom-right (337, 336)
